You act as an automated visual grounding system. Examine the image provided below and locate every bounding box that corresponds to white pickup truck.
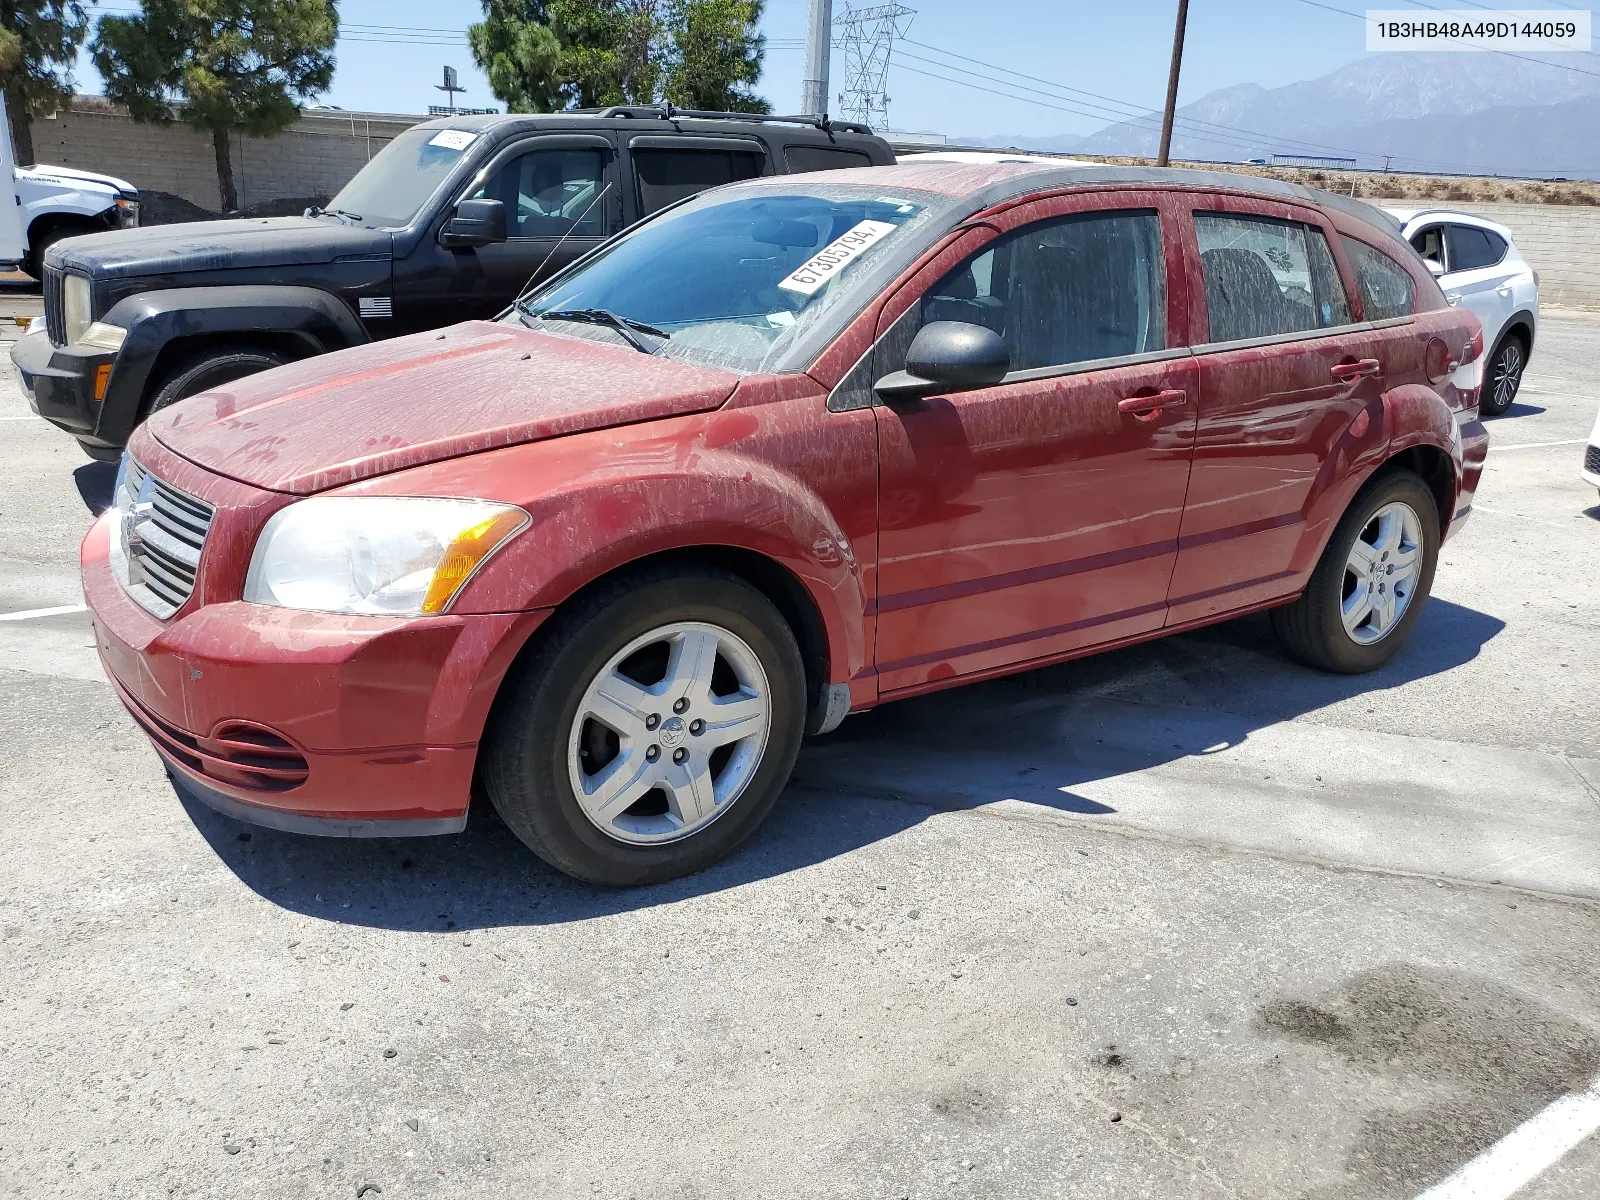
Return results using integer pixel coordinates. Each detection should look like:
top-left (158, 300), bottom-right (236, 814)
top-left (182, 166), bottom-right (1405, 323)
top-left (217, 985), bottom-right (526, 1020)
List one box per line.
top-left (0, 96), bottom-right (139, 278)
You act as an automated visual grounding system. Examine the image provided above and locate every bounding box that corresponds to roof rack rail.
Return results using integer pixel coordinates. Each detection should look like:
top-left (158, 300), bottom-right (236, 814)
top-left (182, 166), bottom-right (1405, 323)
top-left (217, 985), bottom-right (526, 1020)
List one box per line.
top-left (592, 104), bottom-right (874, 135)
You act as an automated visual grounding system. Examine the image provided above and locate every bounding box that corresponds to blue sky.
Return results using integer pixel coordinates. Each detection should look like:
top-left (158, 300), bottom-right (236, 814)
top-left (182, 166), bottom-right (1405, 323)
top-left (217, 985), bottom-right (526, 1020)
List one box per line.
top-left (77, 1), bottom-right (1595, 139)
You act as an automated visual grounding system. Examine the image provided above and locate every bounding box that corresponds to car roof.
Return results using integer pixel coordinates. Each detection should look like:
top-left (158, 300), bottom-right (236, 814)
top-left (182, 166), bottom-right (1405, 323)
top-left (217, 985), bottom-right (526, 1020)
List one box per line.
top-left (411, 110), bottom-right (881, 144)
top-left (1382, 206), bottom-right (1517, 241)
top-left (745, 160), bottom-right (1405, 238)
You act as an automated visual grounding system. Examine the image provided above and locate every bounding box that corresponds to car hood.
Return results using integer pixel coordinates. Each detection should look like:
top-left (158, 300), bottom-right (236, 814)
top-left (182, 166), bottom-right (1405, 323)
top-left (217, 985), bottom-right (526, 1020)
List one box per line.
top-left (18, 163), bottom-right (138, 195)
top-left (46, 216), bottom-right (391, 279)
top-left (146, 321), bottom-right (742, 494)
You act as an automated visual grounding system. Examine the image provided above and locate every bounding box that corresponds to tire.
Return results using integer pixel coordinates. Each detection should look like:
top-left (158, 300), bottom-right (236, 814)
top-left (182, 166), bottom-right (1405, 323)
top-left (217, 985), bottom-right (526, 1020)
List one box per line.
top-left (1479, 331), bottom-right (1527, 417)
top-left (24, 224), bottom-right (90, 281)
top-left (482, 565), bottom-right (807, 886)
top-left (146, 345), bottom-right (289, 417)
top-left (1269, 469), bottom-right (1440, 674)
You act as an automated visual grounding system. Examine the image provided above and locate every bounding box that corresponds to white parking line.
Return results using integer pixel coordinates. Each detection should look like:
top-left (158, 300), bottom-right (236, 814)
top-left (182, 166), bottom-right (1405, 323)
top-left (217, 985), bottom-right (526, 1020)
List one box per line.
top-left (0, 603), bottom-right (87, 622)
top-left (1412, 1078), bottom-right (1600, 1200)
top-left (1489, 439), bottom-right (1586, 452)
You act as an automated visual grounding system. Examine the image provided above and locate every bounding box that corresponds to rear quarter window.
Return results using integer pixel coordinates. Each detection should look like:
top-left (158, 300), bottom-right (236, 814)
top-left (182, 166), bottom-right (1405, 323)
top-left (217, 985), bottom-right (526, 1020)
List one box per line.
top-left (1342, 236), bottom-right (1415, 321)
top-left (632, 148), bottom-right (765, 217)
top-left (785, 145), bottom-right (875, 173)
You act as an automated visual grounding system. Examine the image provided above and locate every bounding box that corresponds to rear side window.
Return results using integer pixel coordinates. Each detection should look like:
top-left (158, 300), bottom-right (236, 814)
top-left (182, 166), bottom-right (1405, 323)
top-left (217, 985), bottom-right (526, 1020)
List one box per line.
top-left (921, 209), bottom-right (1166, 372)
top-left (1342, 237), bottom-right (1416, 320)
top-left (1447, 224), bottom-right (1507, 271)
top-left (785, 145), bottom-right (874, 173)
top-left (632, 148), bottom-right (764, 217)
top-left (1195, 213), bottom-right (1352, 342)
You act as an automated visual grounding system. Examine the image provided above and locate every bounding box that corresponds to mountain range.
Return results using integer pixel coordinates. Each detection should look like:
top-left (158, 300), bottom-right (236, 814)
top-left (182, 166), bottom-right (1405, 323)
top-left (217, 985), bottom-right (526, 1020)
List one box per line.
top-left (961, 52), bottom-right (1600, 179)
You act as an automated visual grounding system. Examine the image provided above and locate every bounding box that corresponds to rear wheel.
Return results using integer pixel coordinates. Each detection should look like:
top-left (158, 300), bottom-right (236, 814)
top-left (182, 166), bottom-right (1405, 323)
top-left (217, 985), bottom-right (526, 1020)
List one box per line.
top-left (1270, 469), bottom-right (1440, 673)
top-left (147, 345), bottom-right (289, 416)
top-left (482, 566), bottom-right (807, 886)
top-left (1480, 331), bottom-right (1526, 417)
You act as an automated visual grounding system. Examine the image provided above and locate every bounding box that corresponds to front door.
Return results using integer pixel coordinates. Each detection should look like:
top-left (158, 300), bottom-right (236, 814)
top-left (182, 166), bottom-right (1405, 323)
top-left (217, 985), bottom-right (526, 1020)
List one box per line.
top-left (872, 195), bottom-right (1198, 695)
top-left (390, 135), bottom-right (621, 335)
top-left (1164, 197), bottom-right (1389, 625)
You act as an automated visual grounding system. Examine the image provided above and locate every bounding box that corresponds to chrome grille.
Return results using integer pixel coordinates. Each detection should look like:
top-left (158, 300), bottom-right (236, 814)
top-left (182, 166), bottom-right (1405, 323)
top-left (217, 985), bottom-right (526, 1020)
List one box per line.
top-left (111, 458), bottom-right (215, 619)
top-left (1586, 444), bottom-right (1600, 476)
top-left (43, 266), bottom-right (65, 345)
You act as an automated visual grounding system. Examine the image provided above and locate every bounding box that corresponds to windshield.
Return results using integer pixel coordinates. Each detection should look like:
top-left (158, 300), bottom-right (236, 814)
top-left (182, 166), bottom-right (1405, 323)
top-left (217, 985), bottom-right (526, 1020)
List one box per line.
top-left (324, 126), bottom-right (481, 229)
top-left (512, 184), bottom-right (949, 373)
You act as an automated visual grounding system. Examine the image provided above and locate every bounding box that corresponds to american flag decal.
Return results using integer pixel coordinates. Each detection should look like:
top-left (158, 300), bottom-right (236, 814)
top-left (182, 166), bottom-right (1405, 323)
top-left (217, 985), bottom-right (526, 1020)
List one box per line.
top-left (358, 296), bottom-right (393, 319)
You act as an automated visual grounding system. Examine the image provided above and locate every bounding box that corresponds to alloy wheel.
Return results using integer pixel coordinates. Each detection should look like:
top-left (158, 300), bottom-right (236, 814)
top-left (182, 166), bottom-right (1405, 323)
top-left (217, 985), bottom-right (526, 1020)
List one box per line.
top-left (1490, 340), bottom-right (1523, 411)
top-left (1341, 501), bottom-right (1424, 645)
top-left (566, 621), bottom-right (772, 845)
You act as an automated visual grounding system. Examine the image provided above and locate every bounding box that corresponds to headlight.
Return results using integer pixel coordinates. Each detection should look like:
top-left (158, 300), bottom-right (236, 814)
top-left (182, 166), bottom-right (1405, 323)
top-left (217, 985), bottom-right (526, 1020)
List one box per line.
top-left (79, 321), bottom-right (126, 351)
top-left (244, 497), bottom-right (530, 616)
top-left (63, 274), bottom-right (93, 345)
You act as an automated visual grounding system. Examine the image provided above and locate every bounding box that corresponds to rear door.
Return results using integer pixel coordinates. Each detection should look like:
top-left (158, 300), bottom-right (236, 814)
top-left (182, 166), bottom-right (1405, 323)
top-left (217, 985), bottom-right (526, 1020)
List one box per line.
top-left (623, 136), bottom-right (768, 224)
top-left (1442, 222), bottom-right (1516, 348)
top-left (872, 191), bottom-right (1198, 694)
top-left (1165, 194), bottom-right (1386, 625)
top-left (391, 133), bottom-right (621, 335)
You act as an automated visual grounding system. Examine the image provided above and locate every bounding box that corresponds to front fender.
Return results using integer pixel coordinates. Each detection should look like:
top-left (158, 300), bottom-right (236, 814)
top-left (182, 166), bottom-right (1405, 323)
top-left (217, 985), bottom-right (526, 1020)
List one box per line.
top-left (1295, 382), bottom-right (1460, 574)
top-left (95, 285), bottom-right (372, 443)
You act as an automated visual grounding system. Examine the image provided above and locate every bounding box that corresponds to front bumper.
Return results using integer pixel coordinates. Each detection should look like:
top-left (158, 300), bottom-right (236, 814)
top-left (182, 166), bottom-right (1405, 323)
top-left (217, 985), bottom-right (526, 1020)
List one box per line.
top-left (11, 324), bottom-right (119, 447)
top-left (82, 514), bottom-right (550, 835)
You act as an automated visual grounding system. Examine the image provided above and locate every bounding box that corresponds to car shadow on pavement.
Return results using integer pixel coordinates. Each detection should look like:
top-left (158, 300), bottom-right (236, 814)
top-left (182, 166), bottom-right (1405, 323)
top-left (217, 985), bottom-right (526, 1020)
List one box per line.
top-left (181, 598), bottom-right (1504, 931)
top-left (1494, 401), bottom-right (1546, 419)
top-left (74, 461), bottom-right (117, 516)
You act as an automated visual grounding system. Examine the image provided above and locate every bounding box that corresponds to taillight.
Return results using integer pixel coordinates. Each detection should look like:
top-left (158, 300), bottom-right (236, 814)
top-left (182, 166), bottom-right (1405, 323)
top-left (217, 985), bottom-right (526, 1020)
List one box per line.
top-left (1533, 270), bottom-right (1540, 287)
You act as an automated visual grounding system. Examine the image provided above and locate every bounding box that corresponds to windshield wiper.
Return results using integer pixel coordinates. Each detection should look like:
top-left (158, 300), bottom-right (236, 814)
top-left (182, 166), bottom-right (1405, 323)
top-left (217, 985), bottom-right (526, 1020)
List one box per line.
top-left (523, 306), bottom-right (670, 356)
top-left (315, 207), bottom-right (362, 225)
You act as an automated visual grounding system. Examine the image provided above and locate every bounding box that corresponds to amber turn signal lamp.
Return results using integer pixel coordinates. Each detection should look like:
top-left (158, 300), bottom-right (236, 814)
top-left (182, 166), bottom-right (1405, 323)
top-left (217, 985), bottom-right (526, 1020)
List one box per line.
top-left (419, 508), bottom-right (530, 614)
top-left (93, 363), bottom-right (112, 401)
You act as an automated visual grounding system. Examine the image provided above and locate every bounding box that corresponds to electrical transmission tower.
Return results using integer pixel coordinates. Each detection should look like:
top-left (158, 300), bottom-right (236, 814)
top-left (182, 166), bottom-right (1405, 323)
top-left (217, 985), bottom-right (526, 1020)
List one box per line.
top-left (834, 3), bottom-right (914, 129)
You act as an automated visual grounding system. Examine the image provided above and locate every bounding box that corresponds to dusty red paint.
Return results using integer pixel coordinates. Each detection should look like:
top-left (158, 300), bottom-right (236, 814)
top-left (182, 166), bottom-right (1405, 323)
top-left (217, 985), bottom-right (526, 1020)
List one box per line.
top-left (84, 171), bottom-right (1484, 831)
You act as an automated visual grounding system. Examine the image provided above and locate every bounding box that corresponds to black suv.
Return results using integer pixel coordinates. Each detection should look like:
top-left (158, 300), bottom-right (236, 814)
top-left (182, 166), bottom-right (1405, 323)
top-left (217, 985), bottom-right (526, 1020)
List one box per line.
top-left (14, 106), bottom-right (892, 461)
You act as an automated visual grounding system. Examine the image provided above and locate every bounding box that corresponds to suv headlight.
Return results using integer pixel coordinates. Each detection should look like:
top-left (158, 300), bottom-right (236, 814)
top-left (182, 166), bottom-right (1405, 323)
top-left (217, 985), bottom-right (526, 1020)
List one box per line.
top-left (63, 274), bottom-right (93, 345)
top-left (244, 497), bottom-right (529, 616)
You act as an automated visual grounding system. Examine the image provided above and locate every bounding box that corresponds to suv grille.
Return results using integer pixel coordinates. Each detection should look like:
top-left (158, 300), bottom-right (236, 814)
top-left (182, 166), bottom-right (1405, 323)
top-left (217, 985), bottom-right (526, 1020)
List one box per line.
top-left (112, 458), bottom-right (215, 618)
top-left (43, 266), bottom-right (65, 345)
top-left (1586, 444), bottom-right (1600, 476)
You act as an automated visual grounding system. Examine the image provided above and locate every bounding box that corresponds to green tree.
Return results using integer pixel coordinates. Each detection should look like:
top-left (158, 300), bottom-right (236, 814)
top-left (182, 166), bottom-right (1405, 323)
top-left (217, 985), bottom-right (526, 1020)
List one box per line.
top-left (665, 0), bottom-right (766, 113)
top-left (0, 0), bottom-right (94, 166)
top-left (91, 0), bottom-right (337, 212)
top-left (470, 0), bottom-right (764, 115)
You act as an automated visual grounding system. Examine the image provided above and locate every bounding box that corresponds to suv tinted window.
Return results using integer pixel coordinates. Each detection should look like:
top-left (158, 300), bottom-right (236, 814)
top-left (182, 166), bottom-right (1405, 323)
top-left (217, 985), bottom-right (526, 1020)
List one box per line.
top-left (921, 210), bottom-right (1166, 371)
top-left (1342, 236), bottom-right (1416, 320)
top-left (785, 145), bottom-right (874, 173)
top-left (1447, 224), bottom-right (1507, 271)
top-left (633, 148), bottom-right (764, 217)
top-left (471, 147), bottom-right (607, 238)
top-left (1195, 213), bottom-right (1352, 342)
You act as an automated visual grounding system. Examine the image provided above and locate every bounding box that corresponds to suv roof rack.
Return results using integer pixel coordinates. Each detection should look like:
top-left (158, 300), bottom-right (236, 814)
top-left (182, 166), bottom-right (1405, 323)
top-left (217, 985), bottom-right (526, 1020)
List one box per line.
top-left (591, 104), bottom-right (875, 136)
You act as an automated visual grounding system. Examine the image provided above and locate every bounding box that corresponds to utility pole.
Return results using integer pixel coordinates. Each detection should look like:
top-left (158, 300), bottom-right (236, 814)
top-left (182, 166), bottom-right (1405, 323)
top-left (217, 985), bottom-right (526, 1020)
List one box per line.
top-left (1157, 0), bottom-right (1189, 167)
top-left (802, 0), bottom-right (833, 117)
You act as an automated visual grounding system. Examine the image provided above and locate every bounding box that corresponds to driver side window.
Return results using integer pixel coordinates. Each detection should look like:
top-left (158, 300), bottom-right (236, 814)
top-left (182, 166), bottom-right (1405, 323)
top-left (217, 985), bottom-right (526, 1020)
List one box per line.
top-left (920, 209), bottom-right (1167, 373)
top-left (471, 148), bottom-right (607, 239)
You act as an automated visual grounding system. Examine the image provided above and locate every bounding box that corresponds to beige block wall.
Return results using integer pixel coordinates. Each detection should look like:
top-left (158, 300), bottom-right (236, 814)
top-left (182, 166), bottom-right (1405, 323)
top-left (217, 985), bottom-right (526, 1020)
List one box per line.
top-left (1380, 199), bottom-right (1600, 310)
top-left (30, 102), bottom-right (424, 212)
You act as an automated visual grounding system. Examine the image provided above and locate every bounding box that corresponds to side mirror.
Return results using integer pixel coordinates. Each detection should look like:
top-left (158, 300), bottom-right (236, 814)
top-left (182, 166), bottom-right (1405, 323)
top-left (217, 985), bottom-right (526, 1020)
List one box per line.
top-left (440, 198), bottom-right (507, 248)
top-left (875, 321), bottom-right (1010, 401)
top-left (1425, 258), bottom-right (1446, 278)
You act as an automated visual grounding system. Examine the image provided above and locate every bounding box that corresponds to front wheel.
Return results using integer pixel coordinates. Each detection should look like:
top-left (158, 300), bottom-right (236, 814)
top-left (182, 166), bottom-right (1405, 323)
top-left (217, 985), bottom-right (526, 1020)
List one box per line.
top-left (1270, 470), bottom-right (1440, 673)
top-left (146, 345), bottom-right (289, 417)
top-left (1480, 332), bottom-right (1526, 417)
top-left (482, 566), bottom-right (807, 885)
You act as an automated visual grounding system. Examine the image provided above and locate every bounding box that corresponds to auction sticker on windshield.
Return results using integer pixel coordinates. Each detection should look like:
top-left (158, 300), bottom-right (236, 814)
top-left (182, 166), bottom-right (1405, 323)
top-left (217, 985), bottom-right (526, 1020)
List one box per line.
top-left (778, 220), bottom-right (898, 296)
top-left (429, 129), bottom-right (478, 151)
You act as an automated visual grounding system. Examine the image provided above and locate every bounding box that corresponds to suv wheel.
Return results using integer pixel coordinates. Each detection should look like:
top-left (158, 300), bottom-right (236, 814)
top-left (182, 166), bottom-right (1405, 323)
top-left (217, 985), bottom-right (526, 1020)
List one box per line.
top-left (483, 566), bottom-right (807, 885)
top-left (147, 345), bottom-right (289, 415)
top-left (1269, 469), bottom-right (1440, 674)
top-left (1480, 331), bottom-right (1526, 417)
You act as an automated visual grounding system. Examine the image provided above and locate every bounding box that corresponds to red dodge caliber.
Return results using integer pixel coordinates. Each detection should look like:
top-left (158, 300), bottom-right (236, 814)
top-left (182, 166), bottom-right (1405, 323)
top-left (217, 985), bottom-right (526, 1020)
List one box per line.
top-left (83, 162), bottom-right (1489, 884)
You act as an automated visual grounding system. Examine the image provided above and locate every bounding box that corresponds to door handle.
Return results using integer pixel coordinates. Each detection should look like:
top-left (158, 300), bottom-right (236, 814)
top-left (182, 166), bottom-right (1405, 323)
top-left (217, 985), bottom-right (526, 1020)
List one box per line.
top-left (1445, 292), bottom-right (1463, 306)
top-left (1117, 388), bottom-right (1187, 420)
top-left (1330, 359), bottom-right (1381, 381)
top-left (1496, 284), bottom-right (1514, 297)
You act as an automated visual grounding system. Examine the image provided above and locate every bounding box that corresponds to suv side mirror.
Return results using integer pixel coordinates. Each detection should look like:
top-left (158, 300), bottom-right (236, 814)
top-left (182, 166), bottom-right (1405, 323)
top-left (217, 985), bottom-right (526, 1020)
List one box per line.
top-left (1425, 258), bottom-right (1446, 278)
top-left (875, 321), bottom-right (1010, 401)
top-left (440, 198), bottom-right (507, 248)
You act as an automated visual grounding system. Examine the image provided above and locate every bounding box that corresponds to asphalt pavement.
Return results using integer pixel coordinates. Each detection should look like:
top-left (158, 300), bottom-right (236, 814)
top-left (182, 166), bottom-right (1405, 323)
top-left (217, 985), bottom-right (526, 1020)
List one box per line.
top-left (1, 303), bottom-right (1597, 1200)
